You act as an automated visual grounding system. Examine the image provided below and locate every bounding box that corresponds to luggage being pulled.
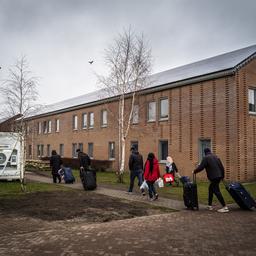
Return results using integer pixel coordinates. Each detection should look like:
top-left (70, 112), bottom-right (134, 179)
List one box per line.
top-left (225, 182), bottom-right (256, 210)
top-left (181, 174), bottom-right (199, 210)
top-left (80, 168), bottom-right (97, 190)
top-left (59, 167), bottom-right (75, 184)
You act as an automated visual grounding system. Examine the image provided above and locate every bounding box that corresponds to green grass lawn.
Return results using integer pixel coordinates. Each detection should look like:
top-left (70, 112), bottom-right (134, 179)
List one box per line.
top-left (26, 169), bottom-right (256, 205)
top-left (0, 180), bottom-right (72, 199)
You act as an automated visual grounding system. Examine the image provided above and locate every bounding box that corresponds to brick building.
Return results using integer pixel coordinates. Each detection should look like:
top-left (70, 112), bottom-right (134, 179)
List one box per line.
top-left (25, 45), bottom-right (256, 181)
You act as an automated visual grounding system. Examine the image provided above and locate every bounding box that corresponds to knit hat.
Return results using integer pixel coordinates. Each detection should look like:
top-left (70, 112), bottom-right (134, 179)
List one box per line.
top-left (204, 148), bottom-right (211, 155)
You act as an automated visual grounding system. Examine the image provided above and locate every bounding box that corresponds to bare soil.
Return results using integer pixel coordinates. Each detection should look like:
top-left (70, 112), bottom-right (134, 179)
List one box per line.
top-left (0, 190), bottom-right (172, 223)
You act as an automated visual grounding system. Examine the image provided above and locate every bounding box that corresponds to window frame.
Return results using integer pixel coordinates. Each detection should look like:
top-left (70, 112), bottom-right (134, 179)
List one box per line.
top-left (89, 112), bottom-right (94, 129)
top-left (101, 110), bottom-right (108, 127)
top-left (82, 113), bottom-right (87, 129)
top-left (147, 101), bottom-right (156, 122)
top-left (199, 138), bottom-right (211, 162)
top-left (59, 144), bottom-right (64, 157)
top-left (132, 104), bottom-right (139, 124)
top-left (159, 98), bottom-right (169, 120)
top-left (72, 115), bottom-right (78, 130)
top-left (249, 88), bottom-right (256, 114)
top-left (55, 119), bottom-right (60, 132)
top-left (108, 141), bottom-right (115, 160)
top-left (88, 142), bottom-right (94, 158)
top-left (159, 140), bottom-right (168, 162)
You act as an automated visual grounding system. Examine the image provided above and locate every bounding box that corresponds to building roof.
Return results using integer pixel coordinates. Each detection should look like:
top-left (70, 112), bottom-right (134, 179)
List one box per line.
top-left (29, 44), bottom-right (256, 118)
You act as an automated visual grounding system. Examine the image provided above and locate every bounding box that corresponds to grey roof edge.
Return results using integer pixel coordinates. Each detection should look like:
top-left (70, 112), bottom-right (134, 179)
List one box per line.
top-left (25, 47), bottom-right (256, 121)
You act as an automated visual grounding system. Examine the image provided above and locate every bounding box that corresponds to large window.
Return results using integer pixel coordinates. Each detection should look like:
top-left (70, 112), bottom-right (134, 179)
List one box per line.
top-left (55, 119), bottom-right (60, 132)
top-left (72, 115), bottom-right (78, 130)
top-left (101, 110), bottom-right (107, 127)
top-left (132, 105), bottom-right (139, 124)
top-left (109, 142), bottom-right (115, 159)
top-left (59, 144), bottom-right (64, 157)
top-left (89, 112), bottom-right (94, 128)
top-left (78, 143), bottom-right (83, 152)
top-left (48, 120), bottom-right (52, 133)
top-left (159, 140), bottom-right (168, 161)
top-left (43, 121), bottom-right (47, 134)
top-left (47, 144), bottom-right (51, 157)
top-left (148, 101), bottom-right (156, 122)
top-left (199, 139), bottom-right (211, 162)
top-left (88, 143), bottom-right (94, 158)
top-left (82, 113), bottom-right (87, 129)
top-left (38, 122), bottom-right (42, 134)
top-left (72, 143), bottom-right (78, 158)
top-left (249, 88), bottom-right (256, 113)
top-left (160, 98), bottom-right (169, 120)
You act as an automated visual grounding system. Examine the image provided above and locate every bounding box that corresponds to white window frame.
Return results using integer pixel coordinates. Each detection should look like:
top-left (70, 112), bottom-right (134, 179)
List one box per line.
top-left (55, 119), bottom-right (60, 132)
top-left (109, 142), bottom-right (115, 160)
top-left (38, 122), bottom-right (42, 134)
top-left (160, 98), bottom-right (169, 120)
top-left (132, 105), bottom-right (139, 124)
top-left (159, 140), bottom-right (168, 162)
top-left (148, 101), bottom-right (156, 122)
top-left (73, 115), bottom-right (78, 130)
top-left (89, 112), bottom-right (94, 128)
top-left (82, 113), bottom-right (87, 129)
top-left (48, 120), bottom-right (52, 133)
top-left (249, 88), bottom-right (256, 114)
top-left (101, 110), bottom-right (107, 127)
top-left (88, 142), bottom-right (94, 158)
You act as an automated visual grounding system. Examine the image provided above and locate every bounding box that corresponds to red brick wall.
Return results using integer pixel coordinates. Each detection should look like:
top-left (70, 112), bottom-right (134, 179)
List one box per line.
top-left (26, 59), bottom-right (256, 181)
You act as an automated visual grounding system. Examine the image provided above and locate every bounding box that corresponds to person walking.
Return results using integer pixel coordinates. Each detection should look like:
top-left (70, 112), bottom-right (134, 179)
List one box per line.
top-left (128, 146), bottom-right (144, 195)
top-left (50, 150), bottom-right (62, 183)
top-left (76, 149), bottom-right (91, 174)
top-left (165, 156), bottom-right (179, 186)
top-left (193, 148), bottom-right (229, 213)
top-left (144, 152), bottom-right (160, 201)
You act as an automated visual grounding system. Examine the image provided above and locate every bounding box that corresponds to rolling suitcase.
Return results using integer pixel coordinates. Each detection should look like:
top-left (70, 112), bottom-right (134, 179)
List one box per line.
top-left (225, 182), bottom-right (256, 210)
top-left (182, 174), bottom-right (199, 210)
top-left (80, 169), bottom-right (97, 190)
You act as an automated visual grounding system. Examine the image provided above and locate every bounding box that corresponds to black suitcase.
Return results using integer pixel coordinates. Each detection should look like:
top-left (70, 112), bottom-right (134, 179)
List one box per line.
top-left (80, 169), bottom-right (97, 191)
top-left (182, 174), bottom-right (199, 210)
top-left (225, 182), bottom-right (256, 210)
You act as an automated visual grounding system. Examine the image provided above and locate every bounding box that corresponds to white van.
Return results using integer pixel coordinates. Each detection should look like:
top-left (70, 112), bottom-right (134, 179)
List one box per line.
top-left (0, 132), bottom-right (21, 181)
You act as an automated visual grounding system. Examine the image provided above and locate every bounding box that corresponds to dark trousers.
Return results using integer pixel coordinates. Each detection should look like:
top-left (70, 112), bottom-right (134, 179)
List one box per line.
top-left (128, 170), bottom-right (143, 192)
top-left (146, 181), bottom-right (157, 199)
top-left (208, 178), bottom-right (226, 206)
top-left (52, 173), bottom-right (61, 183)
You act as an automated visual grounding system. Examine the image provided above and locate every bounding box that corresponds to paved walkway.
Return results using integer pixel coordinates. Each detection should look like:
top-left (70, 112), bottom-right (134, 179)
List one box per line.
top-left (26, 172), bottom-right (202, 211)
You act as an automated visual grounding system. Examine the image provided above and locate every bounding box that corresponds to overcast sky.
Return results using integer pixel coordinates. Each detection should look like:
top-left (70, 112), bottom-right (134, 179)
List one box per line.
top-left (0, 0), bottom-right (256, 110)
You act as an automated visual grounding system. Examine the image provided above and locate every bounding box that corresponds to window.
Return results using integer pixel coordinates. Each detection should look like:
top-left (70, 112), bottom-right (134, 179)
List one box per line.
top-left (40, 144), bottom-right (44, 157)
top-left (199, 139), bottom-right (211, 162)
top-left (159, 140), bottom-right (168, 161)
top-left (88, 143), bottom-right (93, 158)
top-left (148, 101), bottom-right (156, 122)
top-left (160, 98), bottom-right (169, 120)
top-left (37, 145), bottom-right (40, 156)
top-left (89, 112), bottom-right (94, 128)
top-left (26, 125), bottom-right (30, 135)
top-left (43, 121), bottom-right (47, 134)
top-left (249, 88), bottom-right (256, 113)
top-left (28, 145), bottom-right (32, 156)
top-left (59, 144), bottom-right (64, 157)
top-left (72, 115), bottom-right (78, 130)
top-left (72, 143), bottom-right (78, 158)
top-left (109, 142), bottom-right (115, 159)
top-left (78, 143), bottom-right (83, 152)
top-left (130, 141), bottom-right (138, 151)
top-left (55, 119), bottom-right (60, 132)
top-left (132, 105), bottom-right (139, 124)
top-left (101, 110), bottom-right (107, 127)
top-left (48, 120), bottom-right (52, 133)
top-left (38, 122), bottom-right (42, 134)
top-left (82, 113), bottom-right (87, 129)
top-left (47, 144), bottom-right (51, 157)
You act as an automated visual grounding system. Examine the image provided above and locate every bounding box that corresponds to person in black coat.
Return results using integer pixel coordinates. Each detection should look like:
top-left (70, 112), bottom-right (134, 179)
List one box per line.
top-left (193, 148), bottom-right (229, 213)
top-left (128, 146), bottom-right (144, 195)
top-left (76, 149), bottom-right (91, 173)
top-left (50, 150), bottom-right (62, 183)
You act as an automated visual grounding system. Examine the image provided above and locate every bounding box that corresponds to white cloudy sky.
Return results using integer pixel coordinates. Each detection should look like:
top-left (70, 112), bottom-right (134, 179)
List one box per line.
top-left (0, 0), bottom-right (256, 110)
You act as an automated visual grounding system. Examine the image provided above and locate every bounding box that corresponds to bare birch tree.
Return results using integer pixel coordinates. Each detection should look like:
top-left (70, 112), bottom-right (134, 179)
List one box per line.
top-left (0, 56), bottom-right (39, 191)
top-left (98, 29), bottom-right (152, 182)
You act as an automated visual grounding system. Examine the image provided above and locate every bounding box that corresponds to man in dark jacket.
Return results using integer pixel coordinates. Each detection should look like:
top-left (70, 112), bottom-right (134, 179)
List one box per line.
top-left (76, 149), bottom-right (91, 172)
top-left (50, 150), bottom-right (62, 183)
top-left (193, 148), bottom-right (229, 213)
top-left (128, 146), bottom-right (144, 195)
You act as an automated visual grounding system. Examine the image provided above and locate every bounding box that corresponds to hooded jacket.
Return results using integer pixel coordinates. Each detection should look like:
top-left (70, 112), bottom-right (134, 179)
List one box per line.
top-left (144, 158), bottom-right (160, 182)
top-left (129, 150), bottom-right (143, 171)
top-left (194, 153), bottom-right (225, 181)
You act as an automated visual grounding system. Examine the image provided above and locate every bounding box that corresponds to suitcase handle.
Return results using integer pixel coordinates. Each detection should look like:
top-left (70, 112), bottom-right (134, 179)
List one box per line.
top-left (193, 173), bottom-right (196, 183)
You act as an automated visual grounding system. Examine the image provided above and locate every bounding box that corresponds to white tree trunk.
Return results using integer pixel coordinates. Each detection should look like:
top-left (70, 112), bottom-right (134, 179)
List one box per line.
top-left (119, 137), bottom-right (126, 174)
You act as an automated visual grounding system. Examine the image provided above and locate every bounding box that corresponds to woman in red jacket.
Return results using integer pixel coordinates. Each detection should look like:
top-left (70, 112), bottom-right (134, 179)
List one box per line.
top-left (144, 152), bottom-right (160, 201)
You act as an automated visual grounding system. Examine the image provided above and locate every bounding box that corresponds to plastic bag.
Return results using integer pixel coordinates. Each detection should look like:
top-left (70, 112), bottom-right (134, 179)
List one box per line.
top-left (156, 178), bottom-right (164, 188)
top-left (140, 180), bottom-right (149, 190)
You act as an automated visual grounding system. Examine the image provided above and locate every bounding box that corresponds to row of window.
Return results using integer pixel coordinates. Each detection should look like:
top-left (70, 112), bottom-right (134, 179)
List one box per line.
top-left (36, 98), bottom-right (169, 134)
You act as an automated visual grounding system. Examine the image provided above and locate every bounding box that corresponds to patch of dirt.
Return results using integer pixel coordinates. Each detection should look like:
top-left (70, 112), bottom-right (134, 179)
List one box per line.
top-left (0, 190), bottom-right (172, 223)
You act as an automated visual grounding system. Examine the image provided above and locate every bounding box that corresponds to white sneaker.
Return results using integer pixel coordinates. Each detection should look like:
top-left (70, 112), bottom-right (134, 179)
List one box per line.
top-left (217, 206), bottom-right (229, 213)
top-left (206, 205), bottom-right (213, 211)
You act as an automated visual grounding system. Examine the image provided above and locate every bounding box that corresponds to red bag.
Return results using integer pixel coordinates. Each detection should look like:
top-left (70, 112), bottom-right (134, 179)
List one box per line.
top-left (163, 173), bottom-right (174, 184)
